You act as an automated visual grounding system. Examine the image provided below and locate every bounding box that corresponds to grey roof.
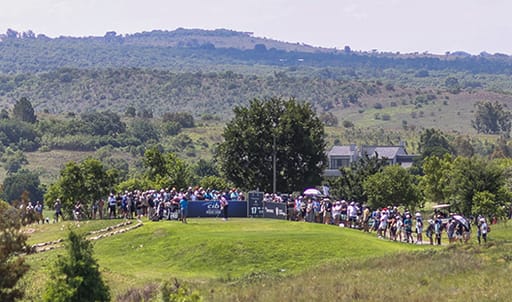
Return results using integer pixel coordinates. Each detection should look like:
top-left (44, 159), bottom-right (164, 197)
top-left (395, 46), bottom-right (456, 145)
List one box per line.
top-left (328, 145), bottom-right (357, 157)
top-left (362, 146), bottom-right (406, 159)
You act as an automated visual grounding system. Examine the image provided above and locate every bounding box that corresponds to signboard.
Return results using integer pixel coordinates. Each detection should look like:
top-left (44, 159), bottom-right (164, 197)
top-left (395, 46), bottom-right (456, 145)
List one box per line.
top-left (187, 200), bottom-right (248, 218)
top-left (263, 201), bottom-right (288, 220)
top-left (247, 191), bottom-right (265, 218)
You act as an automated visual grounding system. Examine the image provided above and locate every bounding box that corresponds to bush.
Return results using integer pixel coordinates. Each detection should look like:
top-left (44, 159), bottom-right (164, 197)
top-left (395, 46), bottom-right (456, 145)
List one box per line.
top-left (342, 120), bottom-right (354, 128)
top-left (43, 229), bottom-right (110, 302)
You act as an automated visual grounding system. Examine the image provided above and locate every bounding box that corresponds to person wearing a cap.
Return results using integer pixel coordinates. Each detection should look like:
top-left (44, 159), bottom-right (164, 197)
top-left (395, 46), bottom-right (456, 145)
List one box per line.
top-left (378, 209), bottom-right (389, 239)
top-left (179, 194), bottom-right (188, 223)
top-left (220, 196), bottom-right (229, 221)
top-left (108, 193), bottom-right (117, 219)
top-left (415, 212), bottom-right (423, 244)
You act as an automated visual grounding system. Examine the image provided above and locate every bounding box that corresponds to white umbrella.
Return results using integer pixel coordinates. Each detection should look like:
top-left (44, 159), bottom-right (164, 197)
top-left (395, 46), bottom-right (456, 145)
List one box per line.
top-left (432, 204), bottom-right (451, 209)
top-left (452, 214), bottom-right (470, 231)
top-left (303, 188), bottom-right (322, 196)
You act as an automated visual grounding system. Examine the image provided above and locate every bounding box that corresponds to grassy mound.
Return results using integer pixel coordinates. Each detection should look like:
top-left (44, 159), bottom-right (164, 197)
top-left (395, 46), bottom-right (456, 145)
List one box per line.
top-left (21, 218), bottom-right (512, 301)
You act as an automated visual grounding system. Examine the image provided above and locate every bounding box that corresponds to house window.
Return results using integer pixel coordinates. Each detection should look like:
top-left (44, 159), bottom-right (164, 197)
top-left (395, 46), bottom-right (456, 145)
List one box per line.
top-left (330, 158), bottom-right (350, 169)
top-left (330, 158), bottom-right (342, 169)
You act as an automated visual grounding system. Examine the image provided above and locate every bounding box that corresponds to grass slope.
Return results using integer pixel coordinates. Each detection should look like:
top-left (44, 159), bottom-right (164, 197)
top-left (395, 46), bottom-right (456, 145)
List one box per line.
top-left (22, 219), bottom-right (512, 301)
top-left (23, 218), bottom-right (423, 300)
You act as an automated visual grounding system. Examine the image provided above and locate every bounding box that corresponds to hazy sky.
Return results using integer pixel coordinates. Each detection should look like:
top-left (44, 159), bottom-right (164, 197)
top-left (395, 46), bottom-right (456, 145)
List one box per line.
top-left (1, 0), bottom-right (511, 55)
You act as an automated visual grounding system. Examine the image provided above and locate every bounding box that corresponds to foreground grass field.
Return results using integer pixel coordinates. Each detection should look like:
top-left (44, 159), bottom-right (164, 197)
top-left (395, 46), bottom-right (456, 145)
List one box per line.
top-left (21, 218), bottom-right (512, 301)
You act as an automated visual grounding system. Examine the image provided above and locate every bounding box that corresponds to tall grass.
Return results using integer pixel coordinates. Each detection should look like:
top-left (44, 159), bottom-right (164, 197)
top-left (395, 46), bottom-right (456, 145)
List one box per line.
top-left (203, 243), bottom-right (512, 301)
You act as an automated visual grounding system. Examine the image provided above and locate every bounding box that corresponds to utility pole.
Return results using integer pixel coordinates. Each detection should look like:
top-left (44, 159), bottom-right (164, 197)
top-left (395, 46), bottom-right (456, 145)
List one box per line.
top-left (272, 122), bottom-right (277, 194)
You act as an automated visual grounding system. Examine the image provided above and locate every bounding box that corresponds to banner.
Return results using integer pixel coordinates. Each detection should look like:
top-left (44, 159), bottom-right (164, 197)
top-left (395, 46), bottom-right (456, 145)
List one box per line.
top-left (247, 191), bottom-right (265, 218)
top-left (187, 200), bottom-right (248, 218)
top-left (263, 201), bottom-right (288, 220)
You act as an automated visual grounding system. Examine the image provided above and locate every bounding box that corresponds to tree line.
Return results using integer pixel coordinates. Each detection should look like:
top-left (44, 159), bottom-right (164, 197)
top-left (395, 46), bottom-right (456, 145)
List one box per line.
top-left (2, 28), bottom-right (512, 74)
top-left (15, 98), bottom-right (507, 222)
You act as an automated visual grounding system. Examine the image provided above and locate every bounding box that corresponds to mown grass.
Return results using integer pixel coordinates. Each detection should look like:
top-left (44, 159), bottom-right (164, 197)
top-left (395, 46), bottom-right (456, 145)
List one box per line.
top-left (23, 218), bottom-right (124, 245)
top-left (20, 218), bottom-right (512, 301)
top-left (22, 218), bottom-right (423, 300)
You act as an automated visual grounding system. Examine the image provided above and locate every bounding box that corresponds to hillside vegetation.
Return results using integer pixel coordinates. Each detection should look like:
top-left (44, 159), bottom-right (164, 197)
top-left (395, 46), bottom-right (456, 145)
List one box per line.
top-left (0, 28), bottom-right (512, 187)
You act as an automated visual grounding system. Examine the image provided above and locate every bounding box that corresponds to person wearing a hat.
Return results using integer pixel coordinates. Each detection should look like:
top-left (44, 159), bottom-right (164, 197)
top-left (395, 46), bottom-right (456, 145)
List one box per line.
top-left (378, 209), bottom-right (389, 239)
top-left (54, 198), bottom-right (64, 223)
top-left (415, 212), bottom-right (423, 244)
top-left (322, 198), bottom-right (332, 224)
top-left (434, 215), bottom-right (443, 245)
top-left (347, 202), bottom-right (357, 228)
top-left (332, 200), bottom-right (342, 225)
top-left (108, 193), bottom-right (117, 219)
top-left (477, 217), bottom-right (488, 244)
top-left (425, 219), bottom-right (435, 245)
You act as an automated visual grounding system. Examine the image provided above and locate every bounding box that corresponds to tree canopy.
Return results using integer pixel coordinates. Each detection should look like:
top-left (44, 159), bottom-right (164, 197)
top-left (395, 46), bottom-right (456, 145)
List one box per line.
top-left (2, 169), bottom-right (44, 204)
top-left (0, 200), bottom-right (29, 301)
top-left (363, 165), bottom-right (422, 210)
top-left (472, 100), bottom-right (511, 136)
top-left (12, 97), bottom-right (36, 124)
top-left (216, 97), bottom-right (326, 192)
top-left (44, 158), bottom-right (118, 216)
top-left (328, 154), bottom-right (387, 202)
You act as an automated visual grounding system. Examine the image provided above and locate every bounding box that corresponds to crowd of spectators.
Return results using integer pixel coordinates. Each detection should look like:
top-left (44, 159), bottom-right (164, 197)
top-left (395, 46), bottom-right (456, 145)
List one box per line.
top-left (19, 183), bottom-right (491, 246)
top-left (83, 187), bottom-right (244, 222)
top-left (275, 193), bottom-right (491, 246)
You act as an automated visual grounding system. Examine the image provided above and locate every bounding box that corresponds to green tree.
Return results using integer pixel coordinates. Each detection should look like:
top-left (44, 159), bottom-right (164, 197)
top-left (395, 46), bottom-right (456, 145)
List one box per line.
top-left (143, 146), bottom-right (192, 190)
top-left (198, 176), bottom-right (231, 192)
top-left (80, 111), bottom-right (126, 136)
top-left (128, 119), bottom-right (159, 144)
top-left (452, 135), bottom-right (475, 157)
top-left (329, 154), bottom-right (387, 203)
top-left (162, 112), bottom-right (195, 128)
top-left (217, 97), bottom-right (326, 192)
top-left (193, 159), bottom-right (219, 178)
top-left (320, 112), bottom-right (338, 126)
top-left (363, 165), bottom-right (421, 210)
top-left (472, 101), bottom-right (511, 136)
top-left (445, 76), bottom-right (460, 94)
top-left (125, 106), bottom-right (136, 117)
top-left (12, 97), bottom-right (36, 124)
top-left (1, 148), bottom-right (28, 173)
top-left (162, 121), bottom-right (182, 136)
top-left (471, 191), bottom-right (508, 220)
top-left (44, 158), bottom-right (118, 216)
top-left (43, 229), bottom-right (110, 302)
top-left (0, 119), bottom-right (40, 151)
top-left (446, 156), bottom-right (508, 215)
top-left (420, 155), bottom-right (453, 204)
top-left (418, 128), bottom-right (454, 159)
top-left (0, 200), bottom-right (29, 301)
top-left (2, 169), bottom-right (44, 203)
top-left (490, 135), bottom-right (512, 159)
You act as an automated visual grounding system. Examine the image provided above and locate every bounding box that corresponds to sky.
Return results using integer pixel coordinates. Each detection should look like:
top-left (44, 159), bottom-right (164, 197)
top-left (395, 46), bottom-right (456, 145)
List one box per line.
top-left (1, 0), bottom-right (511, 55)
